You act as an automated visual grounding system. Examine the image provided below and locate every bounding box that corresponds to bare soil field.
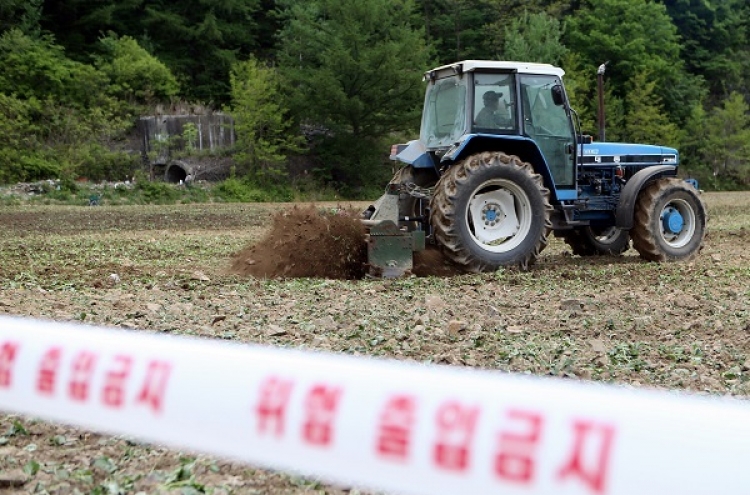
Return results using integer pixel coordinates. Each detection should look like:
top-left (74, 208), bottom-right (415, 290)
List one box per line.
top-left (1, 192), bottom-right (749, 494)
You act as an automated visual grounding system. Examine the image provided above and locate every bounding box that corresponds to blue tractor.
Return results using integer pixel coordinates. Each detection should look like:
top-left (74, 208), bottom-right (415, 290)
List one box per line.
top-left (364, 60), bottom-right (706, 276)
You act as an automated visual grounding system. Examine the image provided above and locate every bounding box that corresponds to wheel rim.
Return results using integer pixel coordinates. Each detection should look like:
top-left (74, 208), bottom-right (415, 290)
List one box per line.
top-left (589, 226), bottom-right (621, 245)
top-left (465, 179), bottom-right (533, 253)
top-left (659, 198), bottom-right (695, 248)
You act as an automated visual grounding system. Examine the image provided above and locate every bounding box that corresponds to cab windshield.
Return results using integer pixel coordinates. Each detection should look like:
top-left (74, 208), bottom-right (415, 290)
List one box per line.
top-left (420, 75), bottom-right (468, 148)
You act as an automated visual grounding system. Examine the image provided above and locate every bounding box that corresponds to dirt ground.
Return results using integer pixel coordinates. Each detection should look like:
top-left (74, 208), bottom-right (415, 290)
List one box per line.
top-left (0, 193), bottom-right (749, 494)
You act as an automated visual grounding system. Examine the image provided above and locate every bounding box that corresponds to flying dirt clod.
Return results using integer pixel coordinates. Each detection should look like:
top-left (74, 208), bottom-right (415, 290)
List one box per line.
top-left (231, 206), bottom-right (368, 280)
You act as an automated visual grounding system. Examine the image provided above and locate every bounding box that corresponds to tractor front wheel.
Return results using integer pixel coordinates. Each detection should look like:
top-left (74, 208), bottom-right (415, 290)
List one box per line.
top-left (631, 178), bottom-right (707, 261)
top-left (561, 226), bottom-right (630, 256)
top-left (430, 152), bottom-right (551, 271)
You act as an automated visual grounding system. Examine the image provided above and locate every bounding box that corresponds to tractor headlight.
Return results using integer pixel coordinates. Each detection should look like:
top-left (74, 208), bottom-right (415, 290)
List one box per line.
top-left (661, 155), bottom-right (677, 164)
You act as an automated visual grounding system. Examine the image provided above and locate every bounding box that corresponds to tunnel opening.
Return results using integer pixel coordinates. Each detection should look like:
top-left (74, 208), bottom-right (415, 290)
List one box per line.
top-left (165, 163), bottom-right (188, 183)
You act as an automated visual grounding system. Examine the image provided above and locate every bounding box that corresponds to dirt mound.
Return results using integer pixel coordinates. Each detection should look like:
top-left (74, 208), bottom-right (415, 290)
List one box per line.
top-left (230, 206), bottom-right (466, 280)
top-left (231, 206), bottom-right (368, 279)
top-left (412, 246), bottom-right (466, 277)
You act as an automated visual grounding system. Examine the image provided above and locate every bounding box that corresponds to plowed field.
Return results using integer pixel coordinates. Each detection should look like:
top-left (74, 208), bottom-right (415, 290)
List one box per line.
top-left (1, 192), bottom-right (749, 494)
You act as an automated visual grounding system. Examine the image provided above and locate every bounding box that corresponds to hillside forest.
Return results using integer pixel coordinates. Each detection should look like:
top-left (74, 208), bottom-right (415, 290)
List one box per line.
top-left (1, 0), bottom-right (749, 194)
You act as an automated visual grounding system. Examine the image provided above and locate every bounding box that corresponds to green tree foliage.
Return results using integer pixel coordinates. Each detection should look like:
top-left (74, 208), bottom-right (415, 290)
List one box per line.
top-left (416, 0), bottom-right (494, 62)
top-left (483, 0), bottom-right (574, 17)
top-left (40, 0), bottom-right (261, 104)
top-left (679, 101), bottom-right (711, 178)
top-left (483, 0), bottom-right (575, 58)
top-left (623, 71), bottom-right (681, 147)
top-left (0, 29), bottom-right (106, 106)
top-left (559, 53), bottom-right (626, 142)
top-left (0, 29), bottom-right (134, 182)
top-left (703, 92), bottom-right (750, 185)
top-left (598, 85), bottom-right (626, 143)
top-left (0, 0), bottom-right (744, 190)
top-left (560, 52), bottom-right (597, 136)
top-left (501, 11), bottom-right (567, 64)
top-left (662, 0), bottom-right (750, 103)
top-left (277, 0), bottom-right (430, 191)
top-left (229, 57), bottom-right (302, 182)
top-left (0, 93), bottom-right (54, 182)
top-left (565, 0), bottom-right (703, 124)
top-left (96, 34), bottom-right (180, 104)
top-left (0, 0), bottom-right (41, 34)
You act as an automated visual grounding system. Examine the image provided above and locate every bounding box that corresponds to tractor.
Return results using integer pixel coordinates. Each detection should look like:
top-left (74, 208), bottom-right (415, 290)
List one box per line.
top-left (363, 60), bottom-right (707, 277)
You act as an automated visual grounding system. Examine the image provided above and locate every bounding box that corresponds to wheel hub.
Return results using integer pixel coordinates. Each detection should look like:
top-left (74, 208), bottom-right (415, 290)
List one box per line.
top-left (469, 189), bottom-right (520, 244)
top-left (661, 207), bottom-right (684, 235)
top-left (482, 205), bottom-right (504, 225)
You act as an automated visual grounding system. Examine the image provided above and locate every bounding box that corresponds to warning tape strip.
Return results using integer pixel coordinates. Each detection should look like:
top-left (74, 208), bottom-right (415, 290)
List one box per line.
top-left (1, 315), bottom-right (749, 495)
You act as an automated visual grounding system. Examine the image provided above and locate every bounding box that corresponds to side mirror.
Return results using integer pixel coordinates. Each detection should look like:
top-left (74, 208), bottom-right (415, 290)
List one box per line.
top-left (551, 84), bottom-right (565, 106)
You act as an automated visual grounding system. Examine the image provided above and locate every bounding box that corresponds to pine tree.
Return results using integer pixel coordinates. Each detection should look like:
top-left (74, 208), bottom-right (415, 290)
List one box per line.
top-left (560, 52), bottom-right (597, 137)
top-left (502, 11), bottom-right (567, 65)
top-left (565, 0), bottom-right (703, 125)
top-left (679, 101), bottom-right (711, 180)
top-left (662, 0), bottom-right (750, 104)
top-left (482, 0), bottom-right (575, 59)
top-left (229, 57), bottom-right (302, 181)
top-left (416, 0), bottom-right (493, 62)
top-left (277, 0), bottom-right (430, 189)
top-left (705, 92), bottom-right (750, 184)
top-left (623, 71), bottom-right (681, 147)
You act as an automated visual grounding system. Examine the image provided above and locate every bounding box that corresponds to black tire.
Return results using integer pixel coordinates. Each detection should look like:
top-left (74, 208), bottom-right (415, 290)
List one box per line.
top-left (430, 152), bottom-right (552, 271)
top-left (631, 178), bottom-right (707, 261)
top-left (561, 226), bottom-right (630, 256)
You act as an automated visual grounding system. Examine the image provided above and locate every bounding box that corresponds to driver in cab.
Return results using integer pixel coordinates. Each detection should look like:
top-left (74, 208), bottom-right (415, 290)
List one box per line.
top-left (475, 90), bottom-right (509, 129)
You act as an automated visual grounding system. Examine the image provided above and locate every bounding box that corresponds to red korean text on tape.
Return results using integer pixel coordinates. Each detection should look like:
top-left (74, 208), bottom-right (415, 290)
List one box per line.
top-left (1, 315), bottom-right (750, 495)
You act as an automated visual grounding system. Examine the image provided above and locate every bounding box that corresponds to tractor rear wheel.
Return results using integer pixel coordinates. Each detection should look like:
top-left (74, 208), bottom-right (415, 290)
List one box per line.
top-left (631, 178), bottom-right (707, 261)
top-left (561, 226), bottom-right (630, 256)
top-left (430, 152), bottom-right (551, 271)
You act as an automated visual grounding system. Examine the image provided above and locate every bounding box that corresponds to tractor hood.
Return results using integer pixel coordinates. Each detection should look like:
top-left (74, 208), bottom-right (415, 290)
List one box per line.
top-left (580, 142), bottom-right (679, 166)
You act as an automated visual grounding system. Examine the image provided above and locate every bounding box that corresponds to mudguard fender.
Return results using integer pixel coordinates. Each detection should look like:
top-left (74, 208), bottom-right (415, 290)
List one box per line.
top-left (615, 165), bottom-right (677, 230)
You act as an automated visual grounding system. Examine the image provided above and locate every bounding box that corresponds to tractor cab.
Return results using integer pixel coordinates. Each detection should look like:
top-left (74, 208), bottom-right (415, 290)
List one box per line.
top-left (410, 61), bottom-right (577, 199)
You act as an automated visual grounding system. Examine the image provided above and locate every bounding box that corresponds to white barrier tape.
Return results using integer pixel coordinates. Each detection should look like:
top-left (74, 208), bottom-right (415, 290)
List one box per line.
top-left (1, 315), bottom-right (750, 495)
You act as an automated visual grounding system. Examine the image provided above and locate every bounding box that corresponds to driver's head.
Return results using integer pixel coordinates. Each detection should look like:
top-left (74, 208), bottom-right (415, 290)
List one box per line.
top-left (483, 91), bottom-right (502, 107)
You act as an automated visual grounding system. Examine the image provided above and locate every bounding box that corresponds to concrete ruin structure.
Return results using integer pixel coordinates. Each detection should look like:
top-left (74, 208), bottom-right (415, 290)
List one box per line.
top-left (137, 112), bottom-right (235, 182)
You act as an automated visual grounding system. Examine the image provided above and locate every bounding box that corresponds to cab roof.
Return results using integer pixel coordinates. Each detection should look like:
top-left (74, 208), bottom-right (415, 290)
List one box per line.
top-left (426, 60), bottom-right (565, 78)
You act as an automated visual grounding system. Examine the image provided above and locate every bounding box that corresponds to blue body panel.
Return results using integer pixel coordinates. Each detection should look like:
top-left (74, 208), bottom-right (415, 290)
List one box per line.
top-left (580, 142), bottom-right (679, 164)
top-left (556, 190), bottom-right (577, 200)
top-left (395, 140), bottom-right (434, 169)
top-left (442, 133), bottom-right (531, 162)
